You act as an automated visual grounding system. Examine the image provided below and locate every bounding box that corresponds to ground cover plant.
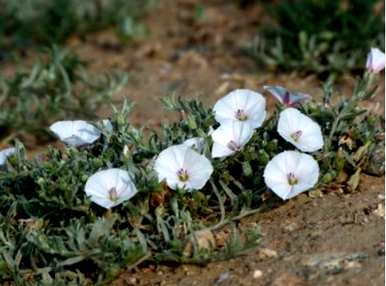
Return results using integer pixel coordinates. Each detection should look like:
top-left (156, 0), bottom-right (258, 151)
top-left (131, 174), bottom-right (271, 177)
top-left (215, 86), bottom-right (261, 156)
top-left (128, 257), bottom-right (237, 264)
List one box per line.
top-left (0, 48), bottom-right (384, 284)
top-left (0, 46), bottom-right (127, 145)
top-left (0, 0), bottom-right (152, 54)
top-left (246, 0), bottom-right (385, 76)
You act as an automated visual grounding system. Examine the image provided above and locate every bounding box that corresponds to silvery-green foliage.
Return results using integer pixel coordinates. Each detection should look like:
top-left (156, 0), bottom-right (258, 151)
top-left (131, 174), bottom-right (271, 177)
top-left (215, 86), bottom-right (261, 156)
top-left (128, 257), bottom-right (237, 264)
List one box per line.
top-left (0, 46), bottom-right (127, 142)
top-left (0, 0), bottom-right (152, 49)
top-left (245, 0), bottom-right (384, 75)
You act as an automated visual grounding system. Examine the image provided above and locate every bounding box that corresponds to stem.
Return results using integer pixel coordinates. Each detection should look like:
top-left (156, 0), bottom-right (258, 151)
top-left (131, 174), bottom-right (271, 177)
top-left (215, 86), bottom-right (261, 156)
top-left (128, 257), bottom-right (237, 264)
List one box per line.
top-left (208, 207), bottom-right (263, 232)
top-left (0, 133), bottom-right (17, 148)
top-left (210, 180), bottom-right (225, 230)
top-left (125, 252), bottom-right (151, 271)
top-left (325, 113), bottom-right (342, 151)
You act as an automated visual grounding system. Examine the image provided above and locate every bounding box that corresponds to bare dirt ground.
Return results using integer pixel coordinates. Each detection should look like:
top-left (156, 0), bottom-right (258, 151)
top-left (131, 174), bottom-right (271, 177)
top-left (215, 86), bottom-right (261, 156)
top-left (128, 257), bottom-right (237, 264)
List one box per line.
top-left (113, 175), bottom-right (384, 286)
top-left (2, 0), bottom-right (385, 285)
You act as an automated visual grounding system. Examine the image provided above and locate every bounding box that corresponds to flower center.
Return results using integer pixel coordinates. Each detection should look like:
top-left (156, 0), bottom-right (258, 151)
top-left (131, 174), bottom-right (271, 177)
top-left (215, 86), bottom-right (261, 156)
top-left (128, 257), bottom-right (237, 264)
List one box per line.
top-left (235, 109), bottom-right (248, 121)
top-left (287, 173), bottom-right (298, 186)
top-left (108, 187), bottom-right (119, 202)
top-left (177, 168), bottom-right (189, 182)
top-left (290, 130), bottom-right (302, 142)
top-left (226, 140), bottom-right (241, 151)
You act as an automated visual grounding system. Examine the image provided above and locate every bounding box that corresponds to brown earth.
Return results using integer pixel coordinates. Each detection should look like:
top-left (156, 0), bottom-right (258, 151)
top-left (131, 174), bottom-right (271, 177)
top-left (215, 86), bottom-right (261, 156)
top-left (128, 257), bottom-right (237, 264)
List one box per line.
top-left (112, 174), bottom-right (384, 286)
top-left (97, 1), bottom-right (382, 285)
top-left (1, 0), bottom-right (385, 285)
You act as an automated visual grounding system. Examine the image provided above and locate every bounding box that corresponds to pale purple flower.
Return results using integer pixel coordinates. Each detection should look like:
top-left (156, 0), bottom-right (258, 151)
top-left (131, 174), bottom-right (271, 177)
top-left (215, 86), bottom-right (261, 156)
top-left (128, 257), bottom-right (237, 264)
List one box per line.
top-left (278, 108), bottom-right (323, 152)
top-left (264, 85), bottom-right (310, 107)
top-left (154, 144), bottom-right (213, 191)
top-left (264, 151), bottom-right (319, 200)
top-left (211, 121), bottom-right (254, 158)
top-left (213, 89), bottom-right (266, 129)
top-left (85, 168), bottom-right (138, 209)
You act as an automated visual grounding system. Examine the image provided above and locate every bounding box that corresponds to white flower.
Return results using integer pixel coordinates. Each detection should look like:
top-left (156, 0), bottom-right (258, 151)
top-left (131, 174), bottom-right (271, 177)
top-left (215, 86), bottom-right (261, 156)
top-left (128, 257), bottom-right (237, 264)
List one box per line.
top-left (366, 47), bottom-right (385, 73)
top-left (211, 121), bottom-right (254, 158)
top-left (213, 89), bottom-right (266, 128)
top-left (101, 119), bottom-right (113, 133)
top-left (154, 144), bottom-right (213, 191)
top-left (264, 85), bottom-right (310, 107)
top-left (278, 108), bottom-right (323, 152)
top-left (264, 151), bottom-right (319, 200)
top-left (49, 120), bottom-right (101, 147)
top-left (182, 137), bottom-right (205, 152)
top-left (0, 147), bottom-right (16, 166)
top-left (84, 168), bottom-right (138, 209)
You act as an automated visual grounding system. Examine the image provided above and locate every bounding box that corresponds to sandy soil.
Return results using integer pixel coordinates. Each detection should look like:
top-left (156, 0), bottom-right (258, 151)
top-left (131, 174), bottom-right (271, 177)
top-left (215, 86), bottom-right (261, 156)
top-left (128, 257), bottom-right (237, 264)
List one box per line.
top-left (1, 0), bottom-right (384, 285)
top-left (112, 175), bottom-right (384, 286)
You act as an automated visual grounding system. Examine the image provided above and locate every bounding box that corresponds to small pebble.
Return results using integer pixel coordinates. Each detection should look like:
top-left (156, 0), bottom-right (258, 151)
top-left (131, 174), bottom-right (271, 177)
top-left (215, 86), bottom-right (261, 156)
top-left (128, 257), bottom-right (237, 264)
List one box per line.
top-left (258, 248), bottom-right (278, 258)
top-left (253, 269), bottom-right (263, 279)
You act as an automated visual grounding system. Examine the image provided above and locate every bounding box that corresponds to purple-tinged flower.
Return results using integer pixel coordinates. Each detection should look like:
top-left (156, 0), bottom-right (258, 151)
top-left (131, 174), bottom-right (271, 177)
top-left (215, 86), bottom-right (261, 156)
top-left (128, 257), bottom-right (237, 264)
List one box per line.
top-left (264, 151), bottom-right (319, 200)
top-left (213, 89), bottom-right (266, 129)
top-left (85, 168), bottom-right (138, 209)
top-left (366, 48), bottom-right (385, 73)
top-left (264, 85), bottom-right (310, 107)
top-left (154, 145), bottom-right (213, 191)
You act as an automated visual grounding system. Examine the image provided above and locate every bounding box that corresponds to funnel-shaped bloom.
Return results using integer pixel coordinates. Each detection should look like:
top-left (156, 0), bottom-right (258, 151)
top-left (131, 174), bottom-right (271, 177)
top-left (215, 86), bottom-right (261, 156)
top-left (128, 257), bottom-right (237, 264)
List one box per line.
top-left (211, 121), bottom-right (254, 158)
top-left (0, 147), bottom-right (16, 166)
top-left (264, 151), bottom-right (319, 200)
top-left (366, 48), bottom-right (385, 73)
top-left (154, 145), bottom-right (213, 191)
top-left (85, 168), bottom-right (138, 209)
top-left (278, 108), bottom-right (323, 152)
top-left (213, 89), bottom-right (266, 128)
top-left (264, 85), bottom-right (310, 107)
top-left (50, 120), bottom-right (101, 147)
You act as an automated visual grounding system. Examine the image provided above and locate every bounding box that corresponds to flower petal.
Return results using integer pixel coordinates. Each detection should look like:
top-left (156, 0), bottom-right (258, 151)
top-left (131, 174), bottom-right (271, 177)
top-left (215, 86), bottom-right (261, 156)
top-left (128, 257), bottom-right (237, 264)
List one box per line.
top-left (0, 147), bottom-right (16, 166)
top-left (50, 120), bottom-right (100, 147)
top-left (264, 151), bottom-right (319, 200)
top-left (213, 89), bottom-right (266, 128)
top-left (278, 108), bottom-right (323, 152)
top-left (366, 47), bottom-right (385, 73)
top-left (84, 168), bottom-right (137, 209)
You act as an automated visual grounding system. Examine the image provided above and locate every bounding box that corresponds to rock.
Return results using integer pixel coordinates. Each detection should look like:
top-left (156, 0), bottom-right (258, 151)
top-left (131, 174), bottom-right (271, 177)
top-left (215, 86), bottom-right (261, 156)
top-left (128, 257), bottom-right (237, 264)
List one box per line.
top-left (124, 277), bottom-right (137, 285)
top-left (257, 248), bottom-right (278, 259)
top-left (214, 229), bottom-right (230, 248)
top-left (283, 222), bottom-right (300, 232)
top-left (272, 273), bottom-right (307, 286)
top-left (344, 261), bottom-right (361, 269)
top-left (183, 229), bottom-right (216, 257)
top-left (308, 189), bottom-right (323, 198)
top-left (373, 203), bottom-right (385, 218)
top-left (253, 269), bottom-right (263, 279)
top-left (215, 271), bottom-right (231, 284)
top-left (302, 252), bottom-right (368, 275)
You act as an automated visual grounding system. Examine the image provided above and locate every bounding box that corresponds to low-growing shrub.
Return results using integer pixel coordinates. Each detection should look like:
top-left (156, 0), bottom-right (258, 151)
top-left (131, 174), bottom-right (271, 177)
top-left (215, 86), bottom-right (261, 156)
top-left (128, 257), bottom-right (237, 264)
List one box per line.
top-left (0, 61), bottom-right (383, 284)
top-left (0, 46), bottom-right (128, 144)
top-left (246, 0), bottom-right (385, 76)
